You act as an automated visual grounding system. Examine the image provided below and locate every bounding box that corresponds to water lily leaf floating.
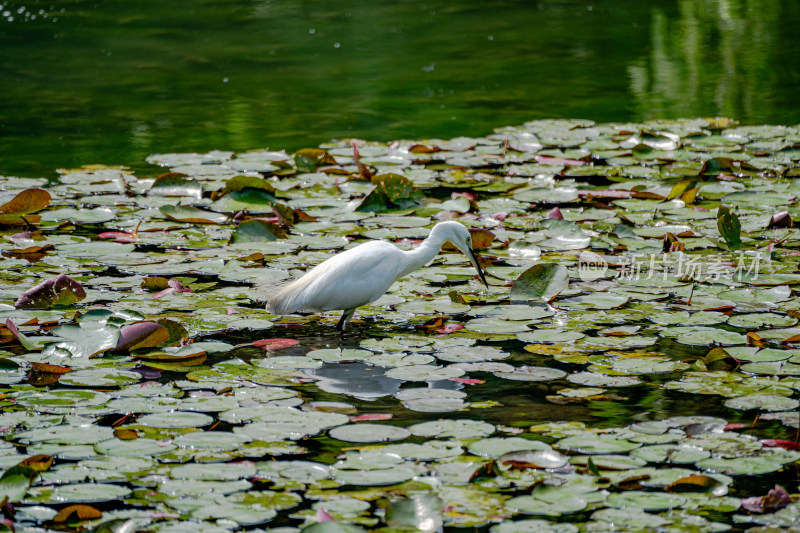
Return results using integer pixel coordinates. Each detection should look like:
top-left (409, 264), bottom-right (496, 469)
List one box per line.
top-left (510, 263), bottom-right (569, 303)
top-left (42, 320), bottom-right (120, 359)
top-left (328, 422), bottom-right (411, 443)
top-left (0, 187), bottom-right (51, 226)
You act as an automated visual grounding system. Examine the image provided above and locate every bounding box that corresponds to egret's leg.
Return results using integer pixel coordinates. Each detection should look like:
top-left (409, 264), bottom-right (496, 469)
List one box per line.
top-left (336, 309), bottom-right (356, 332)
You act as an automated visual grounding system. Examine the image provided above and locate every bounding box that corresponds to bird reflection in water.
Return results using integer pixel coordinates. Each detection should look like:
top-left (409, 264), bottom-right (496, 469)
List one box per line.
top-left (307, 362), bottom-right (462, 401)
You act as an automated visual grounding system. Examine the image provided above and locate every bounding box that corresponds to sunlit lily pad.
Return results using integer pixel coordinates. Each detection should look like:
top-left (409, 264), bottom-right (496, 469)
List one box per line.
top-left (606, 491), bottom-right (686, 511)
top-left (506, 495), bottom-right (587, 516)
top-left (467, 437), bottom-right (551, 458)
top-left (94, 438), bottom-right (178, 457)
top-left (328, 423), bottom-right (411, 443)
top-left (556, 433), bottom-right (641, 454)
top-left (59, 368), bottom-right (142, 387)
top-left (630, 444), bottom-right (711, 464)
top-left (674, 327), bottom-right (746, 346)
top-left (136, 411), bottom-right (215, 428)
top-left (384, 364), bottom-right (465, 381)
top-left (25, 482), bottom-right (131, 503)
top-left (331, 466), bottom-right (417, 486)
top-left (697, 456), bottom-right (783, 475)
top-left (408, 419), bottom-right (495, 439)
top-left (493, 366), bottom-right (567, 381)
top-left (724, 394), bottom-right (799, 412)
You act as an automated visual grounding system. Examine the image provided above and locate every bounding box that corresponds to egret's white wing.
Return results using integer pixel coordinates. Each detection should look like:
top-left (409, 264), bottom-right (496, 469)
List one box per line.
top-left (266, 241), bottom-right (406, 314)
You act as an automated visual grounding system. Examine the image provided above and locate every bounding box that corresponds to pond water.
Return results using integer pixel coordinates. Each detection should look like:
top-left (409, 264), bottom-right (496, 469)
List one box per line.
top-left (3, 1), bottom-right (800, 531)
top-left (2, 0), bottom-right (799, 177)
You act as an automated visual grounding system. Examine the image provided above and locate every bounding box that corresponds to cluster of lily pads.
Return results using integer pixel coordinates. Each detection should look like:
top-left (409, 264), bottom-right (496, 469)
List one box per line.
top-left (1, 117), bottom-right (800, 531)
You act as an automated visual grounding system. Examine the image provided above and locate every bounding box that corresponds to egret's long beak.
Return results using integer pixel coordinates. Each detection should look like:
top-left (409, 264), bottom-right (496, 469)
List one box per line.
top-left (466, 247), bottom-right (489, 288)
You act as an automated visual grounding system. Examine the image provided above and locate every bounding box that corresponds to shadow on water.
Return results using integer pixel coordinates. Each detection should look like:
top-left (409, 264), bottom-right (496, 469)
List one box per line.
top-left (237, 317), bottom-right (775, 434)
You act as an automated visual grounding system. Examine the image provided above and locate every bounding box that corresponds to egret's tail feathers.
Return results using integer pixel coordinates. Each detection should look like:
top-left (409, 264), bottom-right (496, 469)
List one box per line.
top-left (264, 277), bottom-right (308, 315)
top-left (252, 274), bottom-right (301, 314)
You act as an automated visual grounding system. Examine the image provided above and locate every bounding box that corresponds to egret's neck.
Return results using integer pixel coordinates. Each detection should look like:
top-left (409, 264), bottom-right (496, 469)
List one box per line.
top-left (399, 232), bottom-right (447, 277)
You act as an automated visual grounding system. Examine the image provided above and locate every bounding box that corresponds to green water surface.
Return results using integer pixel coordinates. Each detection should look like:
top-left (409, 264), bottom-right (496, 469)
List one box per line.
top-left (1, 0), bottom-right (799, 177)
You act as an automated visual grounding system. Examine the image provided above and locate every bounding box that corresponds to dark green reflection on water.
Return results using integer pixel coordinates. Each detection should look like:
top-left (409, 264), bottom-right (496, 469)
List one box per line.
top-left (1, 0), bottom-right (799, 177)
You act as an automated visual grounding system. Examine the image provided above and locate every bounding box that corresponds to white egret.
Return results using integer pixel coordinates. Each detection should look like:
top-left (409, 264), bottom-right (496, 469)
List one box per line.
top-left (266, 221), bottom-right (488, 331)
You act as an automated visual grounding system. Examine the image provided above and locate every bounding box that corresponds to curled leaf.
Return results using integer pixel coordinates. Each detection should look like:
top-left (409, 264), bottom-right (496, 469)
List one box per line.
top-left (116, 322), bottom-right (170, 352)
top-left (18, 455), bottom-right (53, 472)
top-left (159, 205), bottom-right (228, 224)
top-left (148, 173), bottom-right (202, 198)
top-left (356, 173), bottom-right (423, 212)
top-left (30, 362), bottom-right (72, 374)
top-left (717, 206), bottom-right (742, 249)
top-left (4, 319), bottom-right (42, 350)
top-left (510, 263), bottom-right (569, 303)
top-left (0, 465), bottom-right (38, 502)
top-left (546, 207), bottom-right (563, 219)
top-left (0, 188), bottom-right (51, 215)
top-left (294, 148), bottom-right (337, 172)
top-left (665, 474), bottom-right (723, 494)
top-left (14, 274), bottom-right (86, 309)
top-left (741, 485), bottom-right (791, 514)
top-left (53, 504), bottom-right (103, 523)
top-left (218, 175), bottom-right (277, 198)
top-left (253, 338), bottom-right (299, 350)
top-left (768, 211), bottom-right (793, 229)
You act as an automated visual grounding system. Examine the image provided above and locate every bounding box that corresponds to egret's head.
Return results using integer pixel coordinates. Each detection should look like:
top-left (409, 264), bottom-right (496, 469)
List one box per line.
top-left (434, 221), bottom-right (489, 288)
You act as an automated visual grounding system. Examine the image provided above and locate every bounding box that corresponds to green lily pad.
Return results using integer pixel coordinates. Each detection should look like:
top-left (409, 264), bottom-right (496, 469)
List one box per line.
top-left (606, 490), bottom-right (686, 511)
top-left (467, 437), bottom-right (552, 458)
top-left (328, 423), bottom-right (411, 443)
top-left (408, 419), bottom-right (495, 439)
top-left (136, 411), bottom-right (215, 428)
top-left (556, 433), bottom-right (641, 454)
top-left (724, 394), bottom-right (799, 411)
